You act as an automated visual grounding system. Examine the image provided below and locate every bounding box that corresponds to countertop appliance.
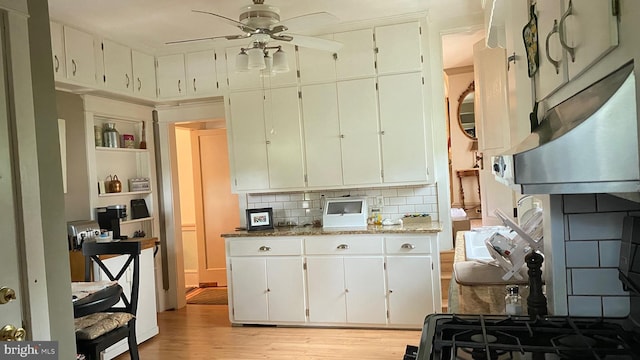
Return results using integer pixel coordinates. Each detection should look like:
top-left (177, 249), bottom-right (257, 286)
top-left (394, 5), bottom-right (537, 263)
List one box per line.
top-left (67, 220), bottom-right (100, 250)
top-left (415, 215), bottom-right (640, 359)
top-left (322, 197), bottom-right (368, 229)
top-left (493, 61), bottom-right (638, 194)
top-left (96, 205), bottom-right (127, 240)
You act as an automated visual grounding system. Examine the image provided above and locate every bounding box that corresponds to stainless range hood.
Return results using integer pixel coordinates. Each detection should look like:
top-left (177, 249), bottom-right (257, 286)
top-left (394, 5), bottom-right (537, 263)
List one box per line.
top-left (493, 61), bottom-right (639, 194)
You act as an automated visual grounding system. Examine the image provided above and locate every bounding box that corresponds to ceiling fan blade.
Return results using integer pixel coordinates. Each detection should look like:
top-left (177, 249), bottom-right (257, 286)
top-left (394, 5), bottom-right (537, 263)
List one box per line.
top-left (192, 9), bottom-right (257, 33)
top-left (278, 34), bottom-right (343, 52)
top-left (276, 12), bottom-right (339, 33)
top-left (166, 33), bottom-right (249, 45)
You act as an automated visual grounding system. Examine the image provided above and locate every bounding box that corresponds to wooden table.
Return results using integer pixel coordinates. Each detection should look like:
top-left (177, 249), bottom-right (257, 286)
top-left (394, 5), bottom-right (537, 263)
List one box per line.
top-left (456, 168), bottom-right (480, 209)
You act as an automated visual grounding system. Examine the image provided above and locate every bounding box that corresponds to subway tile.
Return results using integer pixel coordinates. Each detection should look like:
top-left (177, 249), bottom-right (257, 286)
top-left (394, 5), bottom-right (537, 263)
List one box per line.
top-left (275, 194), bottom-right (290, 202)
top-left (398, 205), bottom-right (416, 214)
top-left (247, 194), bottom-right (262, 203)
top-left (599, 240), bottom-right (621, 267)
top-left (602, 296), bottom-right (630, 317)
top-left (383, 205), bottom-right (399, 214)
top-left (268, 202), bottom-right (284, 210)
top-left (290, 209), bottom-right (306, 217)
top-left (568, 296), bottom-right (602, 317)
top-left (304, 192), bottom-right (319, 201)
top-left (284, 201), bottom-right (299, 209)
top-left (567, 212), bottom-right (626, 240)
top-left (423, 195), bottom-right (438, 204)
top-left (261, 194), bottom-right (276, 202)
top-left (413, 186), bottom-right (433, 196)
top-left (596, 194), bottom-right (640, 212)
top-left (566, 269), bottom-right (572, 295)
top-left (406, 196), bottom-right (423, 205)
top-left (382, 189), bottom-right (398, 197)
top-left (301, 201), bottom-right (310, 209)
top-left (289, 193), bottom-right (304, 201)
top-left (414, 205), bottom-right (430, 213)
top-left (565, 241), bottom-right (599, 268)
top-left (563, 194), bottom-right (596, 213)
top-left (572, 269), bottom-right (626, 296)
top-left (365, 189), bottom-right (382, 196)
top-left (397, 188), bottom-right (415, 196)
top-left (388, 197), bottom-right (407, 206)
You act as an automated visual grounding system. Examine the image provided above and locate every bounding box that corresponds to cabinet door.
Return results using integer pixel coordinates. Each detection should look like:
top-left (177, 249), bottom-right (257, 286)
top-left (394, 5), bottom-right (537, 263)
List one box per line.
top-left (264, 86), bottom-right (305, 189)
top-left (64, 26), bottom-right (97, 85)
top-left (344, 257), bottom-right (387, 324)
top-left (156, 54), bottom-right (186, 98)
top-left (298, 35), bottom-right (337, 84)
top-left (535, 0), bottom-right (568, 100)
top-left (301, 83), bottom-right (343, 187)
top-left (306, 257), bottom-right (346, 323)
top-left (132, 50), bottom-right (157, 99)
top-left (337, 78), bottom-right (381, 186)
top-left (225, 46), bottom-right (263, 90)
top-left (50, 22), bottom-right (66, 79)
top-left (102, 39), bottom-right (133, 93)
top-left (230, 257), bottom-right (269, 321)
top-left (266, 257), bottom-right (306, 322)
top-left (228, 90), bottom-right (269, 191)
top-left (375, 22), bottom-right (422, 74)
top-left (562, 0), bottom-right (619, 80)
top-left (186, 50), bottom-right (218, 96)
top-left (378, 73), bottom-right (428, 183)
top-left (386, 256), bottom-right (434, 325)
top-left (334, 29), bottom-right (376, 80)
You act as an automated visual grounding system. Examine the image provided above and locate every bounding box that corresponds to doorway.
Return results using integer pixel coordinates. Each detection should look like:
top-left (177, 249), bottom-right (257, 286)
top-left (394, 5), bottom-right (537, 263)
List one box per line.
top-left (174, 121), bottom-right (240, 291)
top-left (441, 28), bottom-right (484, 223)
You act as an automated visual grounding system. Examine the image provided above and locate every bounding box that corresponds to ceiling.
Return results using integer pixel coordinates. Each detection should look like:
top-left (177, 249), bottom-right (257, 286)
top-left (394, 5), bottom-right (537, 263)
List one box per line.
top-left (47, 0), bottom-right (484, 62)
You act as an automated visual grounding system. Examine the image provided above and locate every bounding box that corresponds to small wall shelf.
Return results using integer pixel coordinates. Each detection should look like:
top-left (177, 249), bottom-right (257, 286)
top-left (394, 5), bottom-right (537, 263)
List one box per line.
top-left (98, 190), bottom-right (152, 197)
top-left (121, 217), bottom-right (154, 225)
top-left (95, 146), bottom-right (147, 153)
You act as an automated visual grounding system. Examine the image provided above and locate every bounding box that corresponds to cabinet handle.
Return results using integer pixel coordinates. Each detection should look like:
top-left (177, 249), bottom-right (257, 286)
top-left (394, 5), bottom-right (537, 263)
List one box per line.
top-left (545, 20), bottom-right (561, 74)
top-left (266, 140), bottom-right (271, 145)
top-left (340, 134), bottom-right (345, 138)
top-left (401, 243), bottom-right (415, 250)
top-left (345, 288), bottom-right (349, 293)
top-left (71, 59), bottom-right (77, 76)
top-left (137, 78), bottom-right (142, 92)
top-left (54, 55), bottom-right (59, 72)
top-left (559, 0), bottom-right (576, 62)
top-left (125, 73), bottom-right (130, 88)
top-left (259, 246), bottom-right (271, 252)
top-left (380, 130), bottom-right (385, 135)
top-left (266, 288), bottom-right (270, 292)
top-left (193, 78), bottom-right (197, 92)
top-left (336, 244), bottom-right (349, 250)
top-left (178, 79), bottom-right (182, 93)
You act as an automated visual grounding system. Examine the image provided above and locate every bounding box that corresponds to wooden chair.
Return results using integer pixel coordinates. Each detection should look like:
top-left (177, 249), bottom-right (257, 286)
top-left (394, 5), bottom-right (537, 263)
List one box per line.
top-left (76, 241), bottom-right (142, 360)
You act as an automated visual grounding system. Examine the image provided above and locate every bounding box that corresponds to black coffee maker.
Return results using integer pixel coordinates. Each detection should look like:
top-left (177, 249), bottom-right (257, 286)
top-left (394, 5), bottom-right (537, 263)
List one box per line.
top-left (96, 205), bottom-right (127, 240)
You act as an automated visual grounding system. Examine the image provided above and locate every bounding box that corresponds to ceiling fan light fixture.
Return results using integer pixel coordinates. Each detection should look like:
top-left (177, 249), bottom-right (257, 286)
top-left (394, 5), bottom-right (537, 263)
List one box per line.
top-left (272, 48), bottom-right (289, 73)
top-left (261, 52), bottom-right (274, 77)
top-left (247, 47), bottom-right (266, 69)
top-left (235, 48), bottom-right (249, 71)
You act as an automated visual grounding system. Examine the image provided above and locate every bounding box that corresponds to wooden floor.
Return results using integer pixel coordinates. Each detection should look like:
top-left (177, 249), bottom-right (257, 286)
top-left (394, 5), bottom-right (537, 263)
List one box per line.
top-left (117, 305), bottom-right (422, 359)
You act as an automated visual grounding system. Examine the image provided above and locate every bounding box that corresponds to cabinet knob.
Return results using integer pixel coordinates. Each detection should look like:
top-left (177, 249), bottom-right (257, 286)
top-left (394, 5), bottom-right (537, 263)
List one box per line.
top-left (401, 243), bottom-right (415, 250)
top-left (336, 244), bottom-right (349, 250)
top-left (380, 130), bottom-right (385, 135)
top-left (389, 289), bottom-right (393, 294)
top-left (345, 289), bottom-right (349, 293)
top-left (266, 288), bottom-right (271, 292)
top-left (340, 134), bottom-right (345, 139)
top-left (259, 246), bottom-right (271, 252)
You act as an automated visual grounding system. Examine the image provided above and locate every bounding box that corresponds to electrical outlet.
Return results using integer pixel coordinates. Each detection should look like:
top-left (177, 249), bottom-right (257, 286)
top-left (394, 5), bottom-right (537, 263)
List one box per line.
top-left (376, 196), bottom-right (384, 206)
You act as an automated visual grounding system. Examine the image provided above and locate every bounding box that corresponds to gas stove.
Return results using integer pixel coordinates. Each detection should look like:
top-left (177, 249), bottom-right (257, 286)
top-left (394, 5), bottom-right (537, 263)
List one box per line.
top-left (415, 215), bottom-right (640, 360)
top-left (415, 313), bottom-right (639, 359)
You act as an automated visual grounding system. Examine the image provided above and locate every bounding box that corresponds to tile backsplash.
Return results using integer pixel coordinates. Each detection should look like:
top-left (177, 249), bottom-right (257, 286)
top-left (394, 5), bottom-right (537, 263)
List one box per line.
top-left (560, 193), bottom-right (640, 317)
top-left (245, 185), bottom-right (439, 227)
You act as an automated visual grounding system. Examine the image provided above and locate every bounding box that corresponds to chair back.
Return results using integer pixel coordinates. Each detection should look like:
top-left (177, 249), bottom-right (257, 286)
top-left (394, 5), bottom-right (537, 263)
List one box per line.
top-left (83, 241), bottom-right (142, 316)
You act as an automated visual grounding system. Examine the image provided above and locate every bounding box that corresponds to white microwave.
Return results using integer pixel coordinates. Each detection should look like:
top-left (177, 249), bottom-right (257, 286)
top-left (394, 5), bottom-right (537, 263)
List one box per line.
top-left (323, 197), bottom-right (368, 229)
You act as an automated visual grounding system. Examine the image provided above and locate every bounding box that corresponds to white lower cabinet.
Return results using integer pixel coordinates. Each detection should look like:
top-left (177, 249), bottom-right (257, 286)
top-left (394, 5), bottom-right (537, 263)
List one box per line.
top-left (225, 234), bottom-right (439, 328)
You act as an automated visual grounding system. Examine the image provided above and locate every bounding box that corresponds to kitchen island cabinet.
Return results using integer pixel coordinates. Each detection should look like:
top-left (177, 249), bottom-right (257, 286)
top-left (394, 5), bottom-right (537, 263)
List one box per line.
top-left (223, 225), bottom-right (441, 329)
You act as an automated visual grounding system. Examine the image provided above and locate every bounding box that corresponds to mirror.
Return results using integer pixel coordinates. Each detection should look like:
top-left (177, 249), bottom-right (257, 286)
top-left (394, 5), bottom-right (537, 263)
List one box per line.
top-left (457, 82), bottom-right (476, 139)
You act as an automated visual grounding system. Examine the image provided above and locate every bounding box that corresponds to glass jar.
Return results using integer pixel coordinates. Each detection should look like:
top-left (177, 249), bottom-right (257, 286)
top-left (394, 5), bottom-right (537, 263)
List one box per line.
top-left (505, 285), bottom-right (523, 315)
top-left (103, 123), bottom-right (120, 148)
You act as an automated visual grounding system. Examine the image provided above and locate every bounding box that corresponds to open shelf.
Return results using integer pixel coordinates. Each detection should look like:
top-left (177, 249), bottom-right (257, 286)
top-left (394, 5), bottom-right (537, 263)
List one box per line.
top-left (121, 217), bottom-right (154, 225)
top-left (95, 146), bottom-right (147, 153)
top-left (98, 190), bottom-right (151, 197)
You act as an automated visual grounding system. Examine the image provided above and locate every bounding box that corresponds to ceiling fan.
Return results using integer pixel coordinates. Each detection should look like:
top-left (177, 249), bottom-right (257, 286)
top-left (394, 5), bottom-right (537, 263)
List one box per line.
top-left (166, 0), bottom-right (343, 53)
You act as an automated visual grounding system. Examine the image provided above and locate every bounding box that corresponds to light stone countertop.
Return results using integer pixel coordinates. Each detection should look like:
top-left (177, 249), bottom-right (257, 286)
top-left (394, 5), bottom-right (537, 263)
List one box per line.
top-left (221, 222), bottom-right (442, 238)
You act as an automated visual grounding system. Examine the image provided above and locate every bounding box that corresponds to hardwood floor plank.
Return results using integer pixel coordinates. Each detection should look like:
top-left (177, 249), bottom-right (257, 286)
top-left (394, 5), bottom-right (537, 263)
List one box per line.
top-left (117, 305), bottom-right (422, 359)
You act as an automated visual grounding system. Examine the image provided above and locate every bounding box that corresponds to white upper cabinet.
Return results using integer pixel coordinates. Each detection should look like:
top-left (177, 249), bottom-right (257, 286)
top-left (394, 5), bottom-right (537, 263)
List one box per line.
top-left (378, 73), bottom-right (428, 183)
top-left (50, 22), bottom-right (66, 79)
top-left (534, 0), bottom-right (619, 100)
top-left (102, 39), bottom-right (133, 93)
top-left (301, 83), bottom-right (343, 187)
top-left (338, 78), bottom-right (381, 186)
top-left (228, 90), bottom-right (269, 191)
top-left (132, 50), bottom-right (157, 99)
top-left (156, 54), bottom-right (186, 99)
top-left (375, 22), bottom-right (422, 74)
top-left (264, 86), bottom-right (305, 189)
top-left (334, 29), bottom-right (376, 80)
top-left (298, 34), bottom-right (337, 84)
top-left (64, 26), bottom-right (97, 85)
top-left (186, 50), bottom-right (218, 96)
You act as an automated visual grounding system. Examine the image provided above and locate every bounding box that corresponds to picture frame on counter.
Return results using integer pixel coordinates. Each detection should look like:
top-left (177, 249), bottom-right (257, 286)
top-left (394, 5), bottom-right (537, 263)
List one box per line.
top-left (246, 208), bottom-right (274, 231)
